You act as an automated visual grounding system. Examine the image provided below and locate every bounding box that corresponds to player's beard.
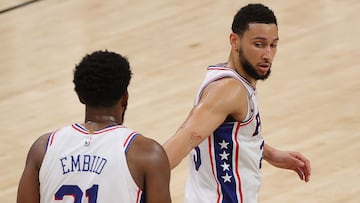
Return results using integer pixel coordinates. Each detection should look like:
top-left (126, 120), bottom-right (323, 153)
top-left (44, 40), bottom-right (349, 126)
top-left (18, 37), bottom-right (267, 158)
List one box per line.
top-left (239, 48), bottom-right (271, 80)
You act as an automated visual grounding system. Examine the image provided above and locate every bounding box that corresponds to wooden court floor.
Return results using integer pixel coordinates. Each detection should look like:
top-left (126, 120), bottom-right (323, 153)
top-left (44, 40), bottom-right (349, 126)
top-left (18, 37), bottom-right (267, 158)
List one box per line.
top-left (1, 0), bottom-right (359, 202)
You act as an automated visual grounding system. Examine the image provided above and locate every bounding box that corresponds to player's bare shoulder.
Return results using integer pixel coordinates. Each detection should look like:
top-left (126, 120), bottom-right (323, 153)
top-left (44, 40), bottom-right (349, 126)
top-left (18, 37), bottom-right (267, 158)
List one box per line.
top-left (129, 135), bottom-right (169, 164)
top-left (26, 133), bottom-right (51, 169)
top-left (201, 77), bottom-right (248, 117)
top-left (125, 134), bottom-right (170, 189)
top-left (209, 77), bottom-right (247, 94)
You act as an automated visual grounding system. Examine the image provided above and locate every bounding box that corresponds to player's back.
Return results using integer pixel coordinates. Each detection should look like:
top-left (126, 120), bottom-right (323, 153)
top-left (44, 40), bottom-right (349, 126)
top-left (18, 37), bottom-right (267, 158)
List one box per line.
top-left (39, 123), bottom-right (144, 203)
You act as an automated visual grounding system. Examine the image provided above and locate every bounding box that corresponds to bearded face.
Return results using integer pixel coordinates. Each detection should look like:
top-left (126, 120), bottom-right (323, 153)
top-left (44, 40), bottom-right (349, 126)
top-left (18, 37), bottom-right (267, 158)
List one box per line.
top-left (238, 47), bottom-right (271, 81)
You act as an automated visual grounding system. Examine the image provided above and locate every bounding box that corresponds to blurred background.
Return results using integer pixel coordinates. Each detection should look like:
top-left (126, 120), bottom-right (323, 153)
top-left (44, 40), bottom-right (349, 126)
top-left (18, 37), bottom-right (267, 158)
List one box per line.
top-left (1, 0), bottom-right (359, 202)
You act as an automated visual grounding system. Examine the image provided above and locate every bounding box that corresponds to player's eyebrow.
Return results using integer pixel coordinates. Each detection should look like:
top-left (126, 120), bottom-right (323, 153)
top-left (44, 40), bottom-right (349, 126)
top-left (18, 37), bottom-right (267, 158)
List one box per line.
top-left (252, 36), bottom-right (279, 42)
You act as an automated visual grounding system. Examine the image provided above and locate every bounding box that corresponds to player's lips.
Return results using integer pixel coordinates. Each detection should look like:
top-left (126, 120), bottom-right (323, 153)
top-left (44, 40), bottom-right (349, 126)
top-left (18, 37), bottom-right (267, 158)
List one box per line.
top-left (258, 63), bottom-right (271, 73)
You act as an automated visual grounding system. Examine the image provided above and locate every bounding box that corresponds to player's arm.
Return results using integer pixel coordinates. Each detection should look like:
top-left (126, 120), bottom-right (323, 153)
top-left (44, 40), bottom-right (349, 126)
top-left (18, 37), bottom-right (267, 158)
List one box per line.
top-left (17, 133), bottom-right (49, 203)
top-left (143, 139), bottom-right (172, 203)
top-left (163, 78), bottom-right (248, 169)
top-left (263, 144), bottom-right (311, 182)
top-left (127, 135), bottom-right (171, 203)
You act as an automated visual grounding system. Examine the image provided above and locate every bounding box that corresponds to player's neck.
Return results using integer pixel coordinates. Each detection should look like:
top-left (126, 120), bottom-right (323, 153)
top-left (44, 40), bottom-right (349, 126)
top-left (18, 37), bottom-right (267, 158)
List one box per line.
top-left (227, 57), bottom-right (257, 87)
top-left (83, 114), bottom-right (122, 134)
top-left (84, 105), bottom-right (123, 124)
top-left (83, 105), bottom-right (124, 133)
top-left (85, 115), bottom-right (120, 125)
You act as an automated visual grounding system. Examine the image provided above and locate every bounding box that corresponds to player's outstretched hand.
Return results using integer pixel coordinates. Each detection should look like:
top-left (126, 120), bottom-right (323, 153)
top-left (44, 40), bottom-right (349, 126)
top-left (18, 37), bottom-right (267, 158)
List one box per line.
top-left (264, 145), bottom-right (311, 182)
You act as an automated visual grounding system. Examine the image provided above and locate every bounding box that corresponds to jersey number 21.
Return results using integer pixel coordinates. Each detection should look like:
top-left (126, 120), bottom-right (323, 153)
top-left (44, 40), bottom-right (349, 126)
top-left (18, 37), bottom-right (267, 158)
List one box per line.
top-left (55, 184), bottom-right (99, 203)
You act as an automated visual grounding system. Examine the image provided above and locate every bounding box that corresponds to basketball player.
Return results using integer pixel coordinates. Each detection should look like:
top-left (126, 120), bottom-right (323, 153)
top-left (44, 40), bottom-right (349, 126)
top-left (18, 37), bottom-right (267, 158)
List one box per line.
top-left (17, 50), bottom-right (171, 203)
top-left (163, 4), bottom-right (311, 203)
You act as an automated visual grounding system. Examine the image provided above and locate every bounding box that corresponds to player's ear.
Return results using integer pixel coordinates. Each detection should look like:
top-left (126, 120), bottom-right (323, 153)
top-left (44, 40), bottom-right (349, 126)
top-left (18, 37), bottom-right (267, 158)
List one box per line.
top-left (230, 32), bottom-right (240, 52)
top-left (121, 90), bottom-right (128, 107)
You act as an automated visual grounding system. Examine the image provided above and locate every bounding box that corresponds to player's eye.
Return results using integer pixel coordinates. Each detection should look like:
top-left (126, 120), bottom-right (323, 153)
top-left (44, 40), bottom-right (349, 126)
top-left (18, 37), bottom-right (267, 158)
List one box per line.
top-left (255, 42), bottom-right (263, 48)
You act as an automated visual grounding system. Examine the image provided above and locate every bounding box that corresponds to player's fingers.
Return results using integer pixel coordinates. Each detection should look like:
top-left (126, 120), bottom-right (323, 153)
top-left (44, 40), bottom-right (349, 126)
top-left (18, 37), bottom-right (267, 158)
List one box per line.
top-left (303, 164), bottom-right (311, 182)
top-left (304, 158), bottom-right (311, 174)
top-left (295, 167), bottom-right (304, 181)
top-left (294, 152), bottom-right (312, 172)
top-left (297, 154), bottom-right (311, 182)
top-left (294, 158), bottom-right (305, 168)
top-left (304, 173), bottom-right (310, 182)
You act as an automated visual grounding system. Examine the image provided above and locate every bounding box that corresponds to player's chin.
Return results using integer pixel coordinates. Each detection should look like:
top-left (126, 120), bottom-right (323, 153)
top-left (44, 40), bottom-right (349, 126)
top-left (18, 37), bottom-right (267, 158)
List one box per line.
top-left (257, 70), bottom-right (271, 80)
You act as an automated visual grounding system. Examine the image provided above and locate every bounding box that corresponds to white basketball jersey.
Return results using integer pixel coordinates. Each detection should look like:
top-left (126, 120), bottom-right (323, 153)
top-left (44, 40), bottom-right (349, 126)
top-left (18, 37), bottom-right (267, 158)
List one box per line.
top-left (39, 124), bottom-right (144, 203)
top-left (185, 64), bottom-right (264, 203)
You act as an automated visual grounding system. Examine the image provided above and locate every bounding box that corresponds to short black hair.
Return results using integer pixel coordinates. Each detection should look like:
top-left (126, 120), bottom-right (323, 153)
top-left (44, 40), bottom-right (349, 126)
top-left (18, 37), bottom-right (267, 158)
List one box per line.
top-left (232, 3), bottom-right (277, 36)
top-left (73, 50), bottom-right (132, 107)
